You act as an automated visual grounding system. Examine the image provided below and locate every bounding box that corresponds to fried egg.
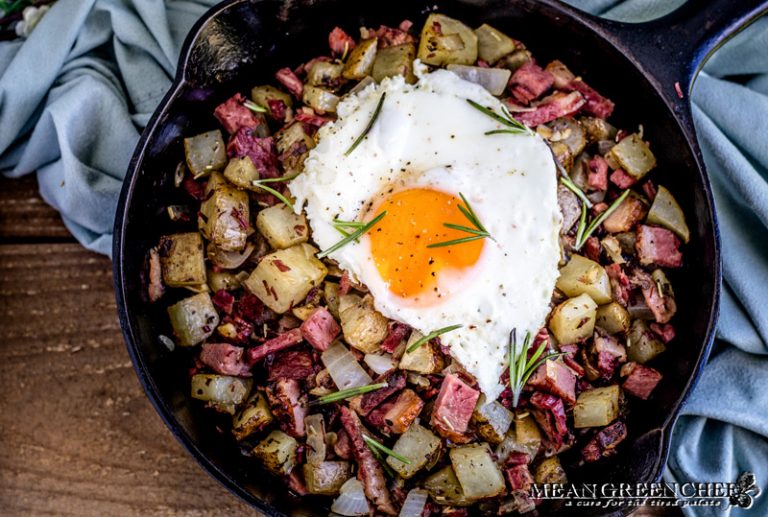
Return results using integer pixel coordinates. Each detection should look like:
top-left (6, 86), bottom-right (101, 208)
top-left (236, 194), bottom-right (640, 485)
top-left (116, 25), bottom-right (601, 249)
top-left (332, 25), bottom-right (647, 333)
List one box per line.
top-left (289, 68), bottom-right (561, 400)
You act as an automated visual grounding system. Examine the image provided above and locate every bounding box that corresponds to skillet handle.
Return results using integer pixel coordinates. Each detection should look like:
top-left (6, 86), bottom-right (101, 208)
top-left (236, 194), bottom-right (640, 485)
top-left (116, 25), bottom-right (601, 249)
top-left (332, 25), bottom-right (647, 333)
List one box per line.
top-left (601, 0), bottom-right (768, 98)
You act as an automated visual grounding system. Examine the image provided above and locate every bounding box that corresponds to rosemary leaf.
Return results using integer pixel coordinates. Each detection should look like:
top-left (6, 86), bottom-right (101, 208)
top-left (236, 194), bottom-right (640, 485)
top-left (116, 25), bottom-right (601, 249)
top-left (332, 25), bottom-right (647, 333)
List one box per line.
top-left (467, 99), bottom-right (531, 135)
top-left (309, 382), bottom-right (388, 406)
top-left (507, 329), bottom-right (565, 408)
top-left (362, 435), bottom-right (411, 464)
top-left (574, 189), bottom-right (630, 250)
top-left (317, 211), bottom-right (387, 259)
top-left (427, 193), bottom-right (494, 248)
top-left (251, 181), bottom-right (294, 210)
top-left (559, 175), bottom-right (593, 209)
top-left (345, 92), bottom-right (386, 156)
top-left (406, 324), bottom-right (462, 353)
top-left (243, 100), bottom-right (267, 113)
top-left (367, 444), bottom-right (396, 477)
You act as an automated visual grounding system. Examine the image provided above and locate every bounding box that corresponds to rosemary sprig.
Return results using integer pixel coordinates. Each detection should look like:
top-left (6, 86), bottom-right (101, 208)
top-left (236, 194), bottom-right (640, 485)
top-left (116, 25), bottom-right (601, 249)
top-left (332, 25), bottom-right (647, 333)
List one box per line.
top-left (427, 193), bottom-right (494, 248)
top-left (573, 189), bottom-right (630, 250)
top-left (467, 99), bottom-right (531, 135)
top-left (317, 211), bottom-right (387, 259)
top-left (367, 443), bottom-right (396, 477)
top-left (362, 435), bottom-right (411, 464)
top-left (345, 92), bottom-right (386, 156)
top-left (508, 329), bottom-right (566, 408)
top-left (559, 175), bottom-right (593, 209)
top-left (407, 324), bottom-right (462, 353)
top-left (309, 382), bottom-right (388, 406)
top-left (243, 100), bottom-right (267, 113)
top-left (251, 174), bottom-right (299, 210)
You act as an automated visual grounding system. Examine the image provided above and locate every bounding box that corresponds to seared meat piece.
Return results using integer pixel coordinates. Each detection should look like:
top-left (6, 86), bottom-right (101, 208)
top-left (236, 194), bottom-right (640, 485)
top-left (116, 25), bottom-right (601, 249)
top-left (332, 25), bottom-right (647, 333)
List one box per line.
top-left (505, 464), bottom-right (534, 492)
top-left (328, 26), bottom-right (356, 56)
top-left (509, 61), bottom-right (554, 104)
top-left (529, 392), bottom-right (573, 449)
top-left (267, 378), bottom-right (308, 438)
top-left (300, 307), bottom-right (341, 352)
top-left (581, 421), bottom-right (627, 463)
top-left (200, 343), bottom-right (251, 377)
top-left (226, 130), bottom-right (280, 179)
top-left (247, 328), bottom-right (304, 364)
top-left (214, 93), bottom-right (264, 135)
top-left (527, 360), bottom-right (577, 404)
top-left (514, 91), bottom-right (585, 127)
top-left (268, 350), bottom-right (316, 381)
top-left (635, 225), bottom-right (683, 268)
top-left (430, 373), bottom-right (480, 442)
top-left (379, 321), bottom-right (412, 353)
top-left (621, 362), bottom-right (663, 400)
top-left (275, 67), bottom-right (304, 98)
top-left (351, 370), bottom-right (406, 416)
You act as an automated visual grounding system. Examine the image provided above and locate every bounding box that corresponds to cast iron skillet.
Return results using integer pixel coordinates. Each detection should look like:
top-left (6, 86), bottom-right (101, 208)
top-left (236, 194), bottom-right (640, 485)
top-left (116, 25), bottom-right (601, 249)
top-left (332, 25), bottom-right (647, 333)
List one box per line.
top-left (114, 0), bottom-right (767, 515)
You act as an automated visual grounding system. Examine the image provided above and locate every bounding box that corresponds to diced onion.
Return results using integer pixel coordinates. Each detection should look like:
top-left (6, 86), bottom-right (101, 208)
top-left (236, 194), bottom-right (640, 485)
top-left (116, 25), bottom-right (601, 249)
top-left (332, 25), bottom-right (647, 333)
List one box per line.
top-left (208, 242), bottom-right (255, 269)
top-left (322, 341), bottom-right (373, 390)
top-left (158, 334), bottom-right (175, 351)
top-left (364, 353), bottom-right (396, 375)
top-left (399, 489), bottom-right (428, 517)
top-left (446, 64), bottom-right (512, 96)
top-left (331, 478), bottom-right (369, 516)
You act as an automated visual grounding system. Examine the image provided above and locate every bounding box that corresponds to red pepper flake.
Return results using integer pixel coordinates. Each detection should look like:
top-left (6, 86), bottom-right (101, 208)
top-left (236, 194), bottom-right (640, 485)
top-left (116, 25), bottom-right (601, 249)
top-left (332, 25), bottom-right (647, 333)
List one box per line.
top-left (674, 81), bottom-right (684, 99)
top-left (273, 259), bottom-right (291, 272)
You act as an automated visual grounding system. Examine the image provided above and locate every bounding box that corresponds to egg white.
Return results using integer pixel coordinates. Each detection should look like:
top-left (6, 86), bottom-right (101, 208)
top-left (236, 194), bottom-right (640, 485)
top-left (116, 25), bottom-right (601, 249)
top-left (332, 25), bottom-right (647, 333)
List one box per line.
top-left (290, 68), bottom-right (561, 401)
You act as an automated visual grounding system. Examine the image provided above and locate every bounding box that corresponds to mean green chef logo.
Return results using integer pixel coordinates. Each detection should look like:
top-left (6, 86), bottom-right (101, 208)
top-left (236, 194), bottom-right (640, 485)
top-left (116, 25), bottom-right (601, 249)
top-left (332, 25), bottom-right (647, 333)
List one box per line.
top-left (530, 471), bottom-right (761, 509)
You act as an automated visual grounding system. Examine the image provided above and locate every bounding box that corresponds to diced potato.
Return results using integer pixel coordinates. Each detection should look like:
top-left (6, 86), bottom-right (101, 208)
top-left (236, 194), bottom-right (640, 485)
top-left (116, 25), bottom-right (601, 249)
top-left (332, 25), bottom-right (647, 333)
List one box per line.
top-left (338, 294), bottom-right (388, 353)
top-left (305, 413), bottom-right (326, 466)
top-left (243, 243), bottom-right (328, 313)
top-left (253, 430), bottom-right (298, 476)
top-left (573, 385), bottom-right (621, 428)
top-left (251, 85), bottom-right (293, 119)
top-left (556, 254), bottom-right (612, 305)
top-left (207, 269), bottom-right (241, 292)
top-left (159, 232), bottom-right (206, 288)
top-left (399, 331), bottom-right (445, 374)
top-left (446, 64), bottom-right (511, 96)
top-left (472, 395), bottom-right (513, 445)
top-left (255, 203), bottom-right (309, 249)
top-left (534, 457), bottom-right (567, 484)
top-left (607, 133), bottom-right (657, 179)
top-left (474, 23), bottom-right (518, 64)
top-left (647, 185), bottom-right (690, 243)
top-left (324, 282), bottom-right (341, 318)
top-left (386, 423), bottom-right (441, 479)
top-left (602, 193), bottom-right (648, 234)
top-left (417, 14), bottom-right (478, 66)
top-left (275, 122), bottom-right (315, 175)
top-left (596, 302), bottom-right (631, 334)
top-left (424, 466), bottom-right (471, 506)
top-left (167, 292), bottom-right (219, 346)
top-left (232, 392), bottom-right (274, 440)
top-left (496, 48), bottom-right (531, 72)
top-left (342, 37), bottom-right (378, 80)
top-left (580, 116), bottom-right (617, 143)
top-left (199, 172), bottom-right (250, 252)
top-left (372, 43), bottom-right (416, 83)
top-left (304, 461), bottom-right (352, 495)
top-left (449, 444), bottom-right (506, 500)
top-left (627, 319), bottom-right (666, 363)
top-left (549, 117), bottom-right (587, 158)
top-left (495, 414), bottom-right (541, 463)
top-left (307, 60), bottom-right (344, 88)
top-left (302, 85), bottom-right (340, 114)
top-left (223, 156), bottom-right (260, 190)
top-left (191, 374), bottom-right (252, 405)
top-left (184, 130), bottom-right (227, 177)
top-left (548, 293), bottom-right (598, 344)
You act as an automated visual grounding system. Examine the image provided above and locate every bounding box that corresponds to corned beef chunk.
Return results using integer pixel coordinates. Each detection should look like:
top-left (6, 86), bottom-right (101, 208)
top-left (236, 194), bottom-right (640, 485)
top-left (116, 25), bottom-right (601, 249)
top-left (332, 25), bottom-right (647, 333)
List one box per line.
top-left (430, 373), bottom-right (480, 442)
top-left (635, 225), bottom-right (683, 268)
top-left (621, 362), bottom-right (663, 400)
top-left (581, 421), bottom-right (627, 462)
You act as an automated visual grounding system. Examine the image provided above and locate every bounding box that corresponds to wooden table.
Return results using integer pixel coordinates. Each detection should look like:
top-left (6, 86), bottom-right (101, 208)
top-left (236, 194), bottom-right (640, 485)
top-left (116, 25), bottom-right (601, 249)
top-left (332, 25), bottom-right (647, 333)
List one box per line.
top-left (0, 175), bottom-right (674, 516)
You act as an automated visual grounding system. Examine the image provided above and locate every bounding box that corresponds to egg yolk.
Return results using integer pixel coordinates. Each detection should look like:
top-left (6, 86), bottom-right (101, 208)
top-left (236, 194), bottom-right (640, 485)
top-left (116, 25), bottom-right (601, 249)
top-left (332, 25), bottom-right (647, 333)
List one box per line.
top-left (367, 188), bottom-right (485, 302)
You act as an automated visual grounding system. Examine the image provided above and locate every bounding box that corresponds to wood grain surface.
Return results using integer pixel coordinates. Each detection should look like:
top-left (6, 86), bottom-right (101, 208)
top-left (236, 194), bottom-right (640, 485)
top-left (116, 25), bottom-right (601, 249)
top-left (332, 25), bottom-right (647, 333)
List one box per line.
top-left (0, 176), bottom-right (678, 516)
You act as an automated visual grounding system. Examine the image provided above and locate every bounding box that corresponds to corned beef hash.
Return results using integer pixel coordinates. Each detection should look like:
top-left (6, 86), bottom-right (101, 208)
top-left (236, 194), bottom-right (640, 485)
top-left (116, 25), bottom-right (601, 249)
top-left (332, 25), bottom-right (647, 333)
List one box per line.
top-left (145, 13), bottom-right (689, 516)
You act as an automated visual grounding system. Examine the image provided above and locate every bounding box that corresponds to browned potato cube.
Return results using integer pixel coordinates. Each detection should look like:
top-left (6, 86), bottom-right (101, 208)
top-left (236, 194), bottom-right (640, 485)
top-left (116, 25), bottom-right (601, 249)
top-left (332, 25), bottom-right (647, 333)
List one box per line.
top-left (275, 122), bottom-right (315, 175)
top-left (424, 466), bottom-right (471, 506)
top-left (243, 243), bottom-right (327, 313)
top-left (556, 254), bottom-right (612, 304)
top-left (184, 130), bottom-right (227, 177)
top-left (607, 133), bottom-right (657, 179)
top-left (372, 43), bottom-right (416, 83)
top-left (302, 85), bottom-right (341, 114)
top-left (199, 172), bottom-right (250, 252)
top-left (223, 156), bottom-right (260, 190)
top-left (474, 23), bottom-right (518, 64)
top-left (386, 423), bottom-right (441, 479)
top-left (338, 294), bottom-right (388, 353)
top-left (417, 14), bottom-right (478, 66)
top-left (342, 37), bottom-right (378, 80)
top-left (472, 395), bottom-right (514, 445)
top-left (303, 461), bottom-right (353, 495)
top-left (574, 385), bottom-right (621, 428)
top-left (548, 293), bottom-right (597, 344)
top-left (255, 203), bottom-right (309, 249)
top-left (449, 444), bottom-right (506, 500)
top-left (167, 292), bottom-right (219, 347)
top-left (253, 430), bottom-right (298, 475)
top-left (596, 302), bottom-right (631, 334)
top-left (232, 392), bottom-right (274, 440)
top-left (159, 232), bottom-right (206, 288)
top-left (398, 330), bottom-right (445, 374)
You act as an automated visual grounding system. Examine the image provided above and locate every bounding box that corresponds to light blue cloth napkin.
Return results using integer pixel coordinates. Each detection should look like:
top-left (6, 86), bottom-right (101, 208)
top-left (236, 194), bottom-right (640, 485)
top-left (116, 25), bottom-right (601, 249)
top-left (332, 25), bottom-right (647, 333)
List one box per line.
top-left (1, 0), bottom-right (766, 515)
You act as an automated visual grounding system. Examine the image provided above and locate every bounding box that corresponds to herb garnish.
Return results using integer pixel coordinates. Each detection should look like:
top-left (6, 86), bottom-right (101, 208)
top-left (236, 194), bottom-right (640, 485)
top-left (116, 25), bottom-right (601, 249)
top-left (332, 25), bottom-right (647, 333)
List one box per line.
top-left (345, 92), bottom-right (386, 156)
top-left (362, 434), bottom-right (411, 464)
top-left (317, 211), bottom-right (387, 259)
top-left (406, 324), bottom-right (462, 353)
top-left (243, 100), bottom-right (267, 113)
top-left (467, 99), bottom-right (531, 136)
top-left (573, 189), bottom-right (630, 250)
top-left (559, 175), bottom-right (594, 208)
top-left (508, 329), bottom-right (565, 408)
top-left (367, 443), bottom-right (397, 477)
top-left (309, 382), bottom-right (388, 406)
top-left (427, 193), bottom-right (494, 249)
top-left (251, 174), bottom-right (299, 210)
